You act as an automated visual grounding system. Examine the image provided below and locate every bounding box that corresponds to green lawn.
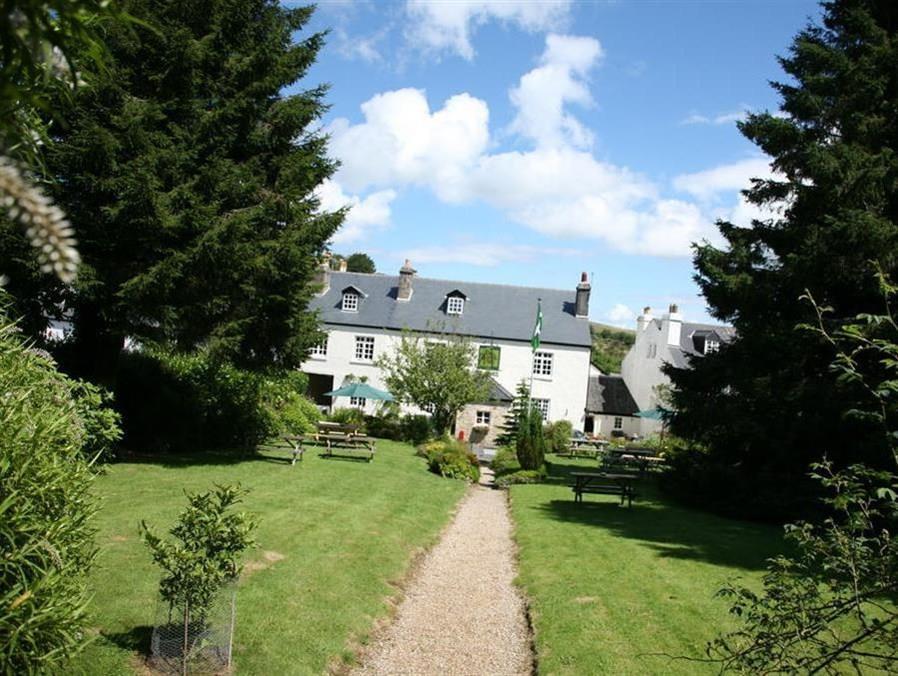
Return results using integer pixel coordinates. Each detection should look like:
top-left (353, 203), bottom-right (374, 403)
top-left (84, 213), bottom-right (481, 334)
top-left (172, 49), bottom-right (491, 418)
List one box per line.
top-left (71, 440), bottom-right (466, 675)
top-left (509, 456), bottom-right (784, 675)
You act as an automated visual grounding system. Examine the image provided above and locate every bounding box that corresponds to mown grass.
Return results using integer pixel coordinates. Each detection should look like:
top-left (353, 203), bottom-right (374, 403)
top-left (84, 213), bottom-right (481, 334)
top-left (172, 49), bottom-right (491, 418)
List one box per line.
top-left (71, 440), bottom-right (466, 675)
top-left (509, 455), bottom-right (785, 675)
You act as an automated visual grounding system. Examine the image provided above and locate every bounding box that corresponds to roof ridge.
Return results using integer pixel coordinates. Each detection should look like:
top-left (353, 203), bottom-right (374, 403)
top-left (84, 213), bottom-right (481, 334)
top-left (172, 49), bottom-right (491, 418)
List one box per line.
top-left (331, 270), bottom-right (576, 295)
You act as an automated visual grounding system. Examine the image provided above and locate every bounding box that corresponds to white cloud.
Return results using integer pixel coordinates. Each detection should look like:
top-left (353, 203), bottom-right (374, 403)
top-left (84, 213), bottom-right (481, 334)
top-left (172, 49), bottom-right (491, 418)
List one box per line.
top-left (673, 157), bottom-right (774, 202)
top-left (316, 179), bottom-right (397, 245)
top-left (334, 27), bottom-right (385, 63)
top-left (405, 0), bottom-right (571, 60)
top-left (508, 34), bottom-right (602, 149)
top-left (680, 106), bottom-right (750, 126)
top-left (325, 34), bottom-right (745, 256)
top-left (402, 242), bottom-right (578, 267)
top-left (606, 303), bottom-right (636, 325)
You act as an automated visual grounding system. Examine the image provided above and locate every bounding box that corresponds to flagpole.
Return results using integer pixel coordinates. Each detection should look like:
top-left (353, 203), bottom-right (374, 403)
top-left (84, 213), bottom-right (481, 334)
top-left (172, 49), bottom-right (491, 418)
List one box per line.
top-left (528, 297), bottom-right (541, 411)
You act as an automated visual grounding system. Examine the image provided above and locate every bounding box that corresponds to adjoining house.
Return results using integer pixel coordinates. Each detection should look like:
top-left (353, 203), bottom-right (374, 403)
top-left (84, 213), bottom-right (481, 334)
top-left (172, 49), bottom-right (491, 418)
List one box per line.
top-left (584, 373), bottom-right (641, 437)
top-left (620, 304), bottom-right (735, 434)
top-left (301, 261), bottom-right (594, 449)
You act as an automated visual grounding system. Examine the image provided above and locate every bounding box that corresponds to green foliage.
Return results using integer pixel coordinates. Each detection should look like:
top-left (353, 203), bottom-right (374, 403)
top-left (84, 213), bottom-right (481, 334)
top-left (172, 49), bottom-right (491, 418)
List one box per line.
top-left (589, 323), bottom-right (635, 374)
top-left (345, 252), bottom-right (376, 273)
top-left (329, 407), bottom-right (366, 428)
top-left (377, 330), bottom-right (491, 435)
top-left (666, 0), bottom-right (898, 517)
top-left (8, 1), bottom-right (343, 377)
top-left (516, 405), bottom-right (546, 471)
top-left (70, 379), bottom-right (122, 463)
top-left (418, 437), bottom-right (480, 482)
top-left (490, 446), bottom-right (521, 476)
top-left (141, 484), bottom-right (255, 620)
top-left (544, 419), bottom-right (573, 455)
top-left (494, 469), bottom-right (545, 488)
top-left (400, 414), bottom-right (433, 445)
top-left (496, 380), bottom-right (531, 446)
top-left (363, 411), bottom-right (432, 444)
top-left (117, 348), bottom-right (309, 453)
top-left (0, 312), bottom-right (99, 671)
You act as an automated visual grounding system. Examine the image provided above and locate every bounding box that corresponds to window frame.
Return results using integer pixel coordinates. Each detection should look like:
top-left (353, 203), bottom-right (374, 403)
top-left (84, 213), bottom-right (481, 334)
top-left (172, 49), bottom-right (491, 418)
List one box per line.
top-left (477, 345), bottom-right (501, 371)
top-left (533, 351), bottom-right (554, 377)
top-left (446, 296), bottom-right (465, 315)
top-left (309, 335), bottom-right (328, 359)
top-left (532, 398), bottom-right (550, 421)
top-left (341, 292), bottom-right (359, 312)
top-left (350, 396), bottom-right (366, 408)
top-left (705, 339), bottom-right (720, 354)
top-left (354, 335), bottom-right (375, 362)
top-left (613, 416), bottom-right (623, 430)
top-left (475, 410), bottom-right (491, 425)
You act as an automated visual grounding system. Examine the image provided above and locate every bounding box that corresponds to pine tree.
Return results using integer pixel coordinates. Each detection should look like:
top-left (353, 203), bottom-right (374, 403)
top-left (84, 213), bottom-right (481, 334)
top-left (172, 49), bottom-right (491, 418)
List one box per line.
top-left (496, 380), bottom-right (531, 447)
top-left (666, 1), bottom-right (898, 512)
top-left (30, 1), bottom-right (343, 379)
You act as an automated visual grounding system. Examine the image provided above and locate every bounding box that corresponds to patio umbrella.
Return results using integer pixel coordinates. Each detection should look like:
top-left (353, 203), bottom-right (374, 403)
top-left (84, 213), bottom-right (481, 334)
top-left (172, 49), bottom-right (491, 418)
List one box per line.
top-left (324, 382), bottom-right (394, 401)
top-left (635, 407), bottom-right (667, 420)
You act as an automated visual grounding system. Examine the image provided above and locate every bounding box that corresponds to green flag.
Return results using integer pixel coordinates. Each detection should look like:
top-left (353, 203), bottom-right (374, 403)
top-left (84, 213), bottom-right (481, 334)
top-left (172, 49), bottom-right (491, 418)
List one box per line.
top-left (531, 300), bottom-right (543, 351)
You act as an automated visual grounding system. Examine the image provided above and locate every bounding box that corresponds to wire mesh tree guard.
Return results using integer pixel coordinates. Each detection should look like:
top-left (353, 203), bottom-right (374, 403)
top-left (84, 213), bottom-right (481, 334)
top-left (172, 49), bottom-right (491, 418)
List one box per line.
top-left (150, 581), bottom-right (237, 675)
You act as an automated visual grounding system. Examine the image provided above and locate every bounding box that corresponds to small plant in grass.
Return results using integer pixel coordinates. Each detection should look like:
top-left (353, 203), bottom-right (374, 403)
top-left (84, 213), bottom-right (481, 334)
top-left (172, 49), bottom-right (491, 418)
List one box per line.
top-left (141, 485), bottom-right (255, 670)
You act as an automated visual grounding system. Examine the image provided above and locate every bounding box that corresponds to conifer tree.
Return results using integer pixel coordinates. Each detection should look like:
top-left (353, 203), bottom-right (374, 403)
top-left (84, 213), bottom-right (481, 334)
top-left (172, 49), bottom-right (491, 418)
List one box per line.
top-left (496, 380), bottom-right (531, 446)
top-left (666, 1), bottom-right (898, 511)
top-left (20, 1), bottom-right (344, 378)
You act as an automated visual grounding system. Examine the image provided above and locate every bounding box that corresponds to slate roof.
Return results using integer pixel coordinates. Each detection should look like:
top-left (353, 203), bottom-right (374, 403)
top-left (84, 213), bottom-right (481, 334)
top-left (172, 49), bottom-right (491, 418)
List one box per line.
top-left (586, 375), bottom-right (639, 416)
top-left (476, 378), bottom-right (514, 405)
top-left (311, 271), bottom-right (592, 348)
top-left (646, 319), bottom-right (736, 369)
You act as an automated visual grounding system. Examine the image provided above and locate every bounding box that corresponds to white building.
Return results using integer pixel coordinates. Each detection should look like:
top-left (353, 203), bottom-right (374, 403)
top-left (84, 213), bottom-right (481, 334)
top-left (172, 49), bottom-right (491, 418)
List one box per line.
top-left (301, 261), bottom-right (594, 446)
top-left (620, 304), bottom-right (735, 434)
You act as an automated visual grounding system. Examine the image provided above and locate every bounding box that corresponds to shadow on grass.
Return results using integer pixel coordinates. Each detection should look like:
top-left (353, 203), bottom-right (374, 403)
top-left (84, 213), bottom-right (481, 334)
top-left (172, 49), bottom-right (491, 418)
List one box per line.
top-left (532, 457), bottom-right (784, 572)
top-left (99, 624), bottom-right (153, 657)
top-left (112, 448), bottom-right (295, 468)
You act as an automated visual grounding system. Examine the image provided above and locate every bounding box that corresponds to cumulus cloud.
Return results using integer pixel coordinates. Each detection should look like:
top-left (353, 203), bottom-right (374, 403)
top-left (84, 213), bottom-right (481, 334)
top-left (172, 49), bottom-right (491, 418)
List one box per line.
top-left (325, 33), bottom-right (740, 256)
top-left (606, 303), bottom-right (636, 325)
top-left (508, 34), bottom-right (602, 149)
top-left (316, 179), bottom-right (397, 245)
top-left (402, 242), bottom-right (578, 267)
top-left (672, 157), bottom-right (774, 202)
top-left (405, 0), bottom-right (571, 60)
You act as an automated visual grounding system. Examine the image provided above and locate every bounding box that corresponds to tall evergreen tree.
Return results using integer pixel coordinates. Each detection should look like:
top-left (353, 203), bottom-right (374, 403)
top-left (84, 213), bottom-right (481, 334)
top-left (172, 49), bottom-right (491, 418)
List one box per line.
top-left (667, 0), bottom-right (898, 511)
top-left (27, 1), bottom-right (343, 378)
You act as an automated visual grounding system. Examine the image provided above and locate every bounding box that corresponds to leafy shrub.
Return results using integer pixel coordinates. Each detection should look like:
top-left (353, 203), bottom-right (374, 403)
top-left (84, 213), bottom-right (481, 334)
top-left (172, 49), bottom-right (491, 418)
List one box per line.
top-left (70, 380), bottom-right (123, 463)
top-left (543, 419), bottom-right (573, 455)
top-left (141, 485), bottom-right (256, 620)
top-left (418, 437), bottom-right (480, 482)
top-left (329, 407), bottom-right (366, 428)
top-left (491, 446), bottom-right (521, 476)
top-left (516, 406), bottom-right (546, 471)
top-left (0, 316), bottom-right (99, 671)
top-left (400, 414), bottom-right (432, 445)
top-left (494, 469), bottom-right (545, 487)
top-left (365, 410), bottom-right (402, 439)
top-left (117, 349), bottom-right (314, 453)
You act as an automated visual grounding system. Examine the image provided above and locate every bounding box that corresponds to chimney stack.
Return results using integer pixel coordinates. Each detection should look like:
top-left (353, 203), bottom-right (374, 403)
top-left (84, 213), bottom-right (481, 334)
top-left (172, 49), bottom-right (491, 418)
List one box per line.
top-left (663, 303), bottom-right (683, 346)
top-left (313, 258), bottom-right (330, 295)
top-left (637, 306), bottom-right (652, 332)
top-left (575, 272), bottom-right (590, 318)
top-left (398, 259), bottom-right (416, 301)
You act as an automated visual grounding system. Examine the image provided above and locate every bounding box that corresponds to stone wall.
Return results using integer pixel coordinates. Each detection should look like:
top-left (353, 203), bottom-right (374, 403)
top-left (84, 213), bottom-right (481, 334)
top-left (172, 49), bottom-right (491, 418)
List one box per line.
top-left (457, 402), bottom-right (509, 450)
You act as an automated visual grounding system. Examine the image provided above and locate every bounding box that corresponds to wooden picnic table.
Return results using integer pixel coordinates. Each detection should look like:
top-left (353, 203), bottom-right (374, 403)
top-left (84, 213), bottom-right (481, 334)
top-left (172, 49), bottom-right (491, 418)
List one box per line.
top-left (562, 438), bottom-right (609, 458)
top-left (570, 471), bottom-right (638, 507)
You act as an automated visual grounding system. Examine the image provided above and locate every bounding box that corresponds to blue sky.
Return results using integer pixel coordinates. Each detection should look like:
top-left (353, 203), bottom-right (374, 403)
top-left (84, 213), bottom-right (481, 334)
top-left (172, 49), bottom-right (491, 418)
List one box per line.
top-left (290, 0), bottom-right (821, 327)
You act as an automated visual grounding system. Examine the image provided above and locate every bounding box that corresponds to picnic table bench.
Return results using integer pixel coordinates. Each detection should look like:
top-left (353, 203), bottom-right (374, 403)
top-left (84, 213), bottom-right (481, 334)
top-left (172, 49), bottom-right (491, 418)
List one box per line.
top-left (570, 471), bottom-right (638, 507)
top-left (560, 438), bottom-right (609, 458)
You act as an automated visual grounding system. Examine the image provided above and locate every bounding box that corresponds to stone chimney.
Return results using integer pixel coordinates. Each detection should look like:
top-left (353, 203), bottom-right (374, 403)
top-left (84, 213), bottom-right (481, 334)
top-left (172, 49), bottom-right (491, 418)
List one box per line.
top-left (312, 259), bottom-right (330, 295)
top-left (398, 259), bottom-right (416, 301)
top-left (662, 303), bottom-right (683, 346)
top-left (636, 306), bottom-right (652, 332)
top-left (338, 259), bottom-right (348, 272)
top-left (575, 272), bottom-right (590, 318)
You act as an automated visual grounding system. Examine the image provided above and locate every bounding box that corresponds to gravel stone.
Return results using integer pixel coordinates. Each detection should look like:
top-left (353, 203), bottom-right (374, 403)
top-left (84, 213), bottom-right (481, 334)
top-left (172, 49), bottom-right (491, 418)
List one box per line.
top-left (353, 471), bottom-right (533, 676)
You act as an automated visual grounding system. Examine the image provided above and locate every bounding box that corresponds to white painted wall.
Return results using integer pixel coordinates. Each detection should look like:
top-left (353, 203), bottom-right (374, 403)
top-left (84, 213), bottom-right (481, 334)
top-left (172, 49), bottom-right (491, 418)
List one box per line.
top-left (301, 325), bottom-right (592, 430)
top-left (621, 316), bottom-right (673, 413)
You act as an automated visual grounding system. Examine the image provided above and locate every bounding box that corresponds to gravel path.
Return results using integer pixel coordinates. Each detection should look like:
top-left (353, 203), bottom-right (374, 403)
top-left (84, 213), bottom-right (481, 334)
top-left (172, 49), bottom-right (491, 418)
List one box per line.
top-left (353, 471), bottom-right (533, 676)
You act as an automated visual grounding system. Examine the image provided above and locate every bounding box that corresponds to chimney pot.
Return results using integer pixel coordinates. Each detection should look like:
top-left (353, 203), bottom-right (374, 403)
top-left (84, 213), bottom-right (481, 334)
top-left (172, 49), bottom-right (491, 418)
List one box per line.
top-left (643, 306), bottom-right (651, 315)
top-left (669, 303), bottom-right (679, 314)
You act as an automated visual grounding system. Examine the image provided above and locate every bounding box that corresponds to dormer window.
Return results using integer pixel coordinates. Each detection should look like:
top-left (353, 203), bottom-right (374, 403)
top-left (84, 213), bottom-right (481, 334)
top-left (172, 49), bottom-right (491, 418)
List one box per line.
top-left (705, 339), bottom-right (720, 354)
top-left (447, 296), bottom-right (464, 315)
top-left (341, 292), bottom-right (358, 312)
